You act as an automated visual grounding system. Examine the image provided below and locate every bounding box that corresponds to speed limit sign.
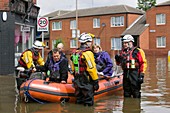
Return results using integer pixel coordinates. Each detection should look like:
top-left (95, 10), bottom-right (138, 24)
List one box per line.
top-left (37, 17), bottom-right (49, 31)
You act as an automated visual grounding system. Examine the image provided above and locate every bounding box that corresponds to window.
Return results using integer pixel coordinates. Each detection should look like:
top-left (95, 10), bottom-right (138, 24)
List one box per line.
top-left (46, 41), bottom-right (49, 48)
top-left (70, 20), bottom-right (76, 29)
top-left (111, 16), bottom-right (124, 27)
top-left (93, 18), bottom-right (100, 28)
top-left (157, 36), bottom-right (166, 48)
top-left (70, 39), bottom-right (78, 48)
top-left (93, 38), bottom-right (100, 45)
top-left (156, 14), bottom-right (166, 25)
top-left (72, 29), bottom-right (80, 38)
top-left (111, 38), bottom-right (122, 50)
top-left (52, 40), bottom-right (56, 49)
top-left (52, 21), bottom-right (62, 30)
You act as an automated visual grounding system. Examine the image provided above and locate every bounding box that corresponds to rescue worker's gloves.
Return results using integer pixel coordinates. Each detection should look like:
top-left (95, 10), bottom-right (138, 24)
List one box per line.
top-left (93, 80), bottom-right (99, 91)
top-left (138, 73), bottom-right (144, 84)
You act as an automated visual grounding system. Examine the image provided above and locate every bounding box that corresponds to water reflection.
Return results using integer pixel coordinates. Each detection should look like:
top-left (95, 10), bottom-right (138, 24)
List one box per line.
top-left (1, 55), bottom-right (170, 113)
top-left (142, 56), bottom-right (170, 112)
top-left (122, 98), bottom-right (141, 113)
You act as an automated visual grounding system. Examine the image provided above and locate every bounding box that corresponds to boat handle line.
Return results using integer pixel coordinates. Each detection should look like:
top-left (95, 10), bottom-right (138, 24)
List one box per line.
top-left (24, 78), bottom-right (45, 104)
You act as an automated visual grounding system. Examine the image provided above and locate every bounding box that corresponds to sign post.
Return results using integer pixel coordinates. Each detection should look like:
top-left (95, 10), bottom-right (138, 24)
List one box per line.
top-left (37, 17), bottom-right (49, 58)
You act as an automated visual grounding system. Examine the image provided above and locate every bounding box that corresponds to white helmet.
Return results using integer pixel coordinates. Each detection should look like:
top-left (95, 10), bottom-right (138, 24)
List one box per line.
top-left (122, 34), bottom-right (134, 42)
top-left (79, 32), bottom-right (92, 43)
top-left (32, 40), bottom-right (45, 49)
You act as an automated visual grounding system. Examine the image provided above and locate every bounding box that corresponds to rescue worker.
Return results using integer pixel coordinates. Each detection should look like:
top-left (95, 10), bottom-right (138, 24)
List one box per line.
top-left (16, 40), bottom-right (45, 90)
top-left (115, 34), bottom-right (147, 98)
top-left (36, 48), bottom-right (68, 83)
top-left (92, 44), bottom-right (114, 77)
top-left (70, 32), bottom-right (99, 106)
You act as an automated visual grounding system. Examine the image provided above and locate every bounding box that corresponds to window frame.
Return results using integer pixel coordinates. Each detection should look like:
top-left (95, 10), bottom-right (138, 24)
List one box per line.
top-left (156, 13), bottom-right (166, 25)
top-left (70, 20), bottom-right (76, 29)
top-left (52, 21), bottom-right (62, 30)
top-left (156, 36), bottom-right (166, 48)
top-left (93, 18), bottom-right (100, 28)
top-left (111, 16), bottom-right (124, 27)
top-left (70, 38), bottom-right (78, 48)
top-left (93, 38), bottom-right (100, 45)
top-left (111, 37), bottom-right (122, 50)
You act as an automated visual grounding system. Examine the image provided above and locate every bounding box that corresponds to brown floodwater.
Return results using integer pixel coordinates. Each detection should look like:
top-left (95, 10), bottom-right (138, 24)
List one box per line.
top-left (0, 55), bottom-right (170, 113)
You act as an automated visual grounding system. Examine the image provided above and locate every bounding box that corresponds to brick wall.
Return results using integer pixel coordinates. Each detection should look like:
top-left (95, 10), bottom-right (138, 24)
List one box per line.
top-left (0, 0), bottom-right (9, 10)
top-left (146, 6), bottom-right (170, 50)
top-left (49, 13), bottom-right (141, 55)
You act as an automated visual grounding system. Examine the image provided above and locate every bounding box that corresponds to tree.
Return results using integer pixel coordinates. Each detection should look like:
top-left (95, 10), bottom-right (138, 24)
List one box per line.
top-left (137, 0), bottom-right (156, 11)
top-left (54, 38), bottom-right (64, 48)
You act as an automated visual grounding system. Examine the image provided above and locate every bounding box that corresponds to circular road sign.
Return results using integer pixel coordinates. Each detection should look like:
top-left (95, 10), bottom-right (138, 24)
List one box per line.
top-left (38, 17), bottom-right (48, 28)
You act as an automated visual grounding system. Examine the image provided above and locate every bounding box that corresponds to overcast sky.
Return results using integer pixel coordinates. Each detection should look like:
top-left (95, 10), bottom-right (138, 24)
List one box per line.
top-left (37, 0), bottom-right (168, 16)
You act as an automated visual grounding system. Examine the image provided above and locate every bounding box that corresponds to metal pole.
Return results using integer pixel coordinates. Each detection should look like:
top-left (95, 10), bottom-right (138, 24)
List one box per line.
top-left (42, 31), bottom-right (44, 58)
top-left (22, 26), bottom-right (25, 52)
top-left (76, 0), bottom-right (78, 47)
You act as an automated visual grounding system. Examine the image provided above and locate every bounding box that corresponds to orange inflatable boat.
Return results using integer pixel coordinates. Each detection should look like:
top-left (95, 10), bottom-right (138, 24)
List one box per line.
top-left (19, 73), bottom-right (123, 103)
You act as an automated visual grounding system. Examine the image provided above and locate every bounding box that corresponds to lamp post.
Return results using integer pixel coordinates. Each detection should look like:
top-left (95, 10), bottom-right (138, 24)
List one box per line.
top-left (76, 0), bottom-right (78, 47)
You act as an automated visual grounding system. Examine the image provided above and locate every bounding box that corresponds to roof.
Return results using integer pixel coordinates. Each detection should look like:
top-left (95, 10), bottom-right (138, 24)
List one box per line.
top-left (156, 0), bottom-right (170, 7)
top-left (121, 14), bottom-right (148, 36)
top-left (42, 10), bottom-right (71, 18)
top-left (51, 5), bottom-right (144, 20)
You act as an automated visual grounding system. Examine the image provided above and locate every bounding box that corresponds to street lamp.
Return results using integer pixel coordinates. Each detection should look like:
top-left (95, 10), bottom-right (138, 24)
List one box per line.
top-left (76, 0), bottom-right (78, 47)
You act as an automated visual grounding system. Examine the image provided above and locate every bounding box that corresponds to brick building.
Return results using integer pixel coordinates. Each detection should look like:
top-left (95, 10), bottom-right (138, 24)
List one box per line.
top-left (44, 1), bottom-right (170, 58)
top-left (0, 0), bottom-right (39, 74)
top-left (47, 5), bottom-right (144, 58)
top-left (146, 1), bottom-right (170, 55)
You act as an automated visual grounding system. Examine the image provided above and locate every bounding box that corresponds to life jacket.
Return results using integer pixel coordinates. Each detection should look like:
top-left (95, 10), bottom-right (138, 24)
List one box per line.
top-left (72, 48), bottom-right (90, 75)
top-left (120, 47), bottom-right (139, 70)
top-left (18, 48), bottom-right (39, 68)
top-left (47, 57), bottom-right (64, 80)
top-left (48, 57), bottom-right (64, 72)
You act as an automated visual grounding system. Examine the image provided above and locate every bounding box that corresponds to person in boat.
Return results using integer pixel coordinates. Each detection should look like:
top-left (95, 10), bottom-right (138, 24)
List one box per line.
top-left (115, 34), bottom-right (147, 98)
top-left (46, 42), bottom-right (73, 74)
top-left (16, 40), bottom-right (45, 90)
top-left (46, 42), bottom-right (67, 62)
top-left (37, 48), bottom-right (68, 83)
top-left (70, 32), bottom-right (99, 106)
top-left (92, 44), bottom-right (114, 78)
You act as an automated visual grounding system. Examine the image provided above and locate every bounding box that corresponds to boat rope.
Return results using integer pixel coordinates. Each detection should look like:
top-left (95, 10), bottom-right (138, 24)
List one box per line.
top-left (24, 78), bottom-right (45, 104)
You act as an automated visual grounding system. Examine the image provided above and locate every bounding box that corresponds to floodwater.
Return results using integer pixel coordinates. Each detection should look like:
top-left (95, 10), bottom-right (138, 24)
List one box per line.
top-left (1, 55), bottom-right (170, 113)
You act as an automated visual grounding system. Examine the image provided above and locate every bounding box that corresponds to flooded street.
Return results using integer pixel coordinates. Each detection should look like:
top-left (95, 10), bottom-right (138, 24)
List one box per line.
top-left (1, 55), bottom-right (170, 113)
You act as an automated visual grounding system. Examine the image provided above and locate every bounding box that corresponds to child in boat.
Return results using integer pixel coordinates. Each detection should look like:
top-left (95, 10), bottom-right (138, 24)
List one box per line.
top-left (92, 44), bottom-right (114, 78)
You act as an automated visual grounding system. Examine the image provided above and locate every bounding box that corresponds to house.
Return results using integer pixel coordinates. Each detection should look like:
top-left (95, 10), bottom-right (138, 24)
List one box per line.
top-left (123, 0), bottom-right (170, 56)
top-left (48, 5), bottom-right (144, 58)
top-left (146, 0), bottom-right (170, 55)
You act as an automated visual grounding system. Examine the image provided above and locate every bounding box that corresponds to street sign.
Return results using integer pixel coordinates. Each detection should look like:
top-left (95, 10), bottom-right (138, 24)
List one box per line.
top-left (37, 17), bottom-right (49, 31)
top-left (21, 26), bottom-right (30, 31)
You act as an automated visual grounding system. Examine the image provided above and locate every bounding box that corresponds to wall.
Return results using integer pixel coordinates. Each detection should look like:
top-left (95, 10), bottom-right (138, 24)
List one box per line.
top-left (140, 27), bottom-right (149, 49)
top-left (146, 6), bottom-right (170, 52)
top-left (49, 13), bottom-right (141, 56)
top-left (0, 0), bottom-right (9, 10)
top-left (0, 12), bottom-right (15, 75)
